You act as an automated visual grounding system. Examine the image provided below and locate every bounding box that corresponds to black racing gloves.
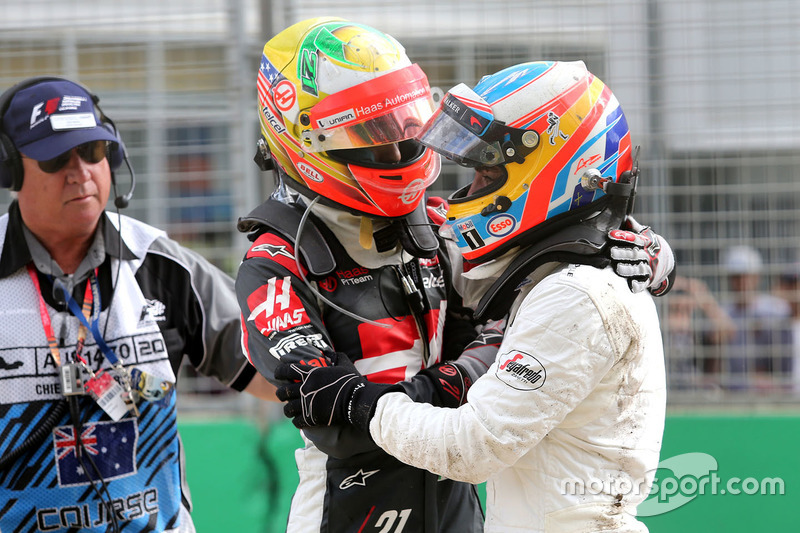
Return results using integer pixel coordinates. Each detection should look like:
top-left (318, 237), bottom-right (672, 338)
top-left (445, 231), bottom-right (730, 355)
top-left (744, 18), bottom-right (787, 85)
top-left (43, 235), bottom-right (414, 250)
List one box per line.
top-left (415, 362), bottom-right (472, 408)
top-left (275, 351), bottom-right (400, 432)
top-left (275, 351), bottom-right (478, 431)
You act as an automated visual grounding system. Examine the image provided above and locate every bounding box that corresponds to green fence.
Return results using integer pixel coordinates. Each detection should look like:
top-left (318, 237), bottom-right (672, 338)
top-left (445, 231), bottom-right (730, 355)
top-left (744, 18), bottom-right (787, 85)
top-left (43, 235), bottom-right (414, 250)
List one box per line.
top-left (179, 413), bottom-right (799, 532)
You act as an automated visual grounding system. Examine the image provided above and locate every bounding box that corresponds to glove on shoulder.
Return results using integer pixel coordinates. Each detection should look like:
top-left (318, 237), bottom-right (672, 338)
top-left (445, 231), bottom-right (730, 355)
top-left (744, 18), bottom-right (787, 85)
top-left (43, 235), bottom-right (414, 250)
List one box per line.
top-left (607, 215), bottom-right (676, 296)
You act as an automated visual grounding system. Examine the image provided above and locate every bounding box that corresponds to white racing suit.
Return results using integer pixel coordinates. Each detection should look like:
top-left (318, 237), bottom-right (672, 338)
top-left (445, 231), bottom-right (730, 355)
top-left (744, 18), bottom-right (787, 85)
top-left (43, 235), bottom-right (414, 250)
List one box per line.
top-left (369, 261), bottom-right (667, 532)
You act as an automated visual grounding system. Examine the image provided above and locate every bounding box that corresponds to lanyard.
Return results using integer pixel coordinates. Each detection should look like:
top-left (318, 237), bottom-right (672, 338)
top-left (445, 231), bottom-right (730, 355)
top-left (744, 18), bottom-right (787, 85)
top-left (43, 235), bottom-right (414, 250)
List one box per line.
top-left (27, 264), bottom-right (93, 368)
top-left (59, 271), bottom-right (121, 367)
top-left (28, 263), bottom-right (140, 417)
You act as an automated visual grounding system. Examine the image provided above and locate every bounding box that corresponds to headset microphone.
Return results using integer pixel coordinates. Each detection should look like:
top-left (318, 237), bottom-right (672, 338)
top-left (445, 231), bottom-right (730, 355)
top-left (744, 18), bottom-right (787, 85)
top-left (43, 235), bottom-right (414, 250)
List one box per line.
top-left (113, 150), bottom-right (136, 209)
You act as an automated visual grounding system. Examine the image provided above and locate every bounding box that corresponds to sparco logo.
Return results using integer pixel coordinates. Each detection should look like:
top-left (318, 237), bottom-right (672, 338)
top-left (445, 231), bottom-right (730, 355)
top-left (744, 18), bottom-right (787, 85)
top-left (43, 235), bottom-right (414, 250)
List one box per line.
top-left (496, 351), bottom-right (546, 391)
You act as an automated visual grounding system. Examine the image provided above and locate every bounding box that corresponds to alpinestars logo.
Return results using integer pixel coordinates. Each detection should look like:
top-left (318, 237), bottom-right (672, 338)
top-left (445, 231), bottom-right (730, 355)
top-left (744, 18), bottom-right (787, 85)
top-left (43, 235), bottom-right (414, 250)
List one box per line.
top-left (250, 243), bottom-right (294, 260)
top-left (139, 299), bottom-right (166, 323)
top-left (339, 468), bottom-right (380, 490)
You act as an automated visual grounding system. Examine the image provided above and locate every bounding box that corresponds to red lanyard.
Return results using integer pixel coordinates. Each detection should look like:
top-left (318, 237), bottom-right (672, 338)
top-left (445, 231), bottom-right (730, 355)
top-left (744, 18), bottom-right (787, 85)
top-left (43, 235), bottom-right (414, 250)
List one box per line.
top-left (27, 264), bottom-right (94, 368)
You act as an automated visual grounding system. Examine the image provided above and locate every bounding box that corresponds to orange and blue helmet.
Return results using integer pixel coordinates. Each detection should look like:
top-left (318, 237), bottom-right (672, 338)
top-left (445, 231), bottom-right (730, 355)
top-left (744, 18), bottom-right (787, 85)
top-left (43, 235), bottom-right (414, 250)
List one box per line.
top-left (257, 17), bottom-right (440, 218)
top-left (418, 61), bottom-right (633, 264)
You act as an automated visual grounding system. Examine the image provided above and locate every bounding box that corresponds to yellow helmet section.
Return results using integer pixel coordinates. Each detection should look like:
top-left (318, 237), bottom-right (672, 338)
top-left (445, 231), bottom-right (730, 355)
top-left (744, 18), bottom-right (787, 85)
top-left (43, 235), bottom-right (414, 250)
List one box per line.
top-left (257, 18), bottom-right (439, 218)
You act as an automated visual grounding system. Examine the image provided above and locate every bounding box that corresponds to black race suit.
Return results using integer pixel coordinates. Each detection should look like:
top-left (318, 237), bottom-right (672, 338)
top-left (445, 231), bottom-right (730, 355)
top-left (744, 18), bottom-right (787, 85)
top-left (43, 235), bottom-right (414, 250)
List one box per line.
top-left (235, 197), bottom-right (486, 533)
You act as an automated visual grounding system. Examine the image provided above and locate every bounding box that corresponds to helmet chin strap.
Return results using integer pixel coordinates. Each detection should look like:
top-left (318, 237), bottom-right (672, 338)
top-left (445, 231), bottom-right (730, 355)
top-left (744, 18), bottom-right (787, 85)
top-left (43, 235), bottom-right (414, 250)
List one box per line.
top-left (396, 216), bottom-right (439, 259)
top-left (376, 201), bottom-right (439, 259)
top-left (363, 201), bottom-right (439, 259)
top-left (359, 217), bottom-right (374, 250)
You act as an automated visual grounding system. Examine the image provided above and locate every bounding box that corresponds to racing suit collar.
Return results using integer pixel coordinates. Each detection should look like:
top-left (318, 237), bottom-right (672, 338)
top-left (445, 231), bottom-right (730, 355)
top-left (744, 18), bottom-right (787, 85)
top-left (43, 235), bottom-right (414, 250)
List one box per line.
top-left (0, 200), bottom-right (135, 279)
top-left (298, 193), bottom-right (409, 269)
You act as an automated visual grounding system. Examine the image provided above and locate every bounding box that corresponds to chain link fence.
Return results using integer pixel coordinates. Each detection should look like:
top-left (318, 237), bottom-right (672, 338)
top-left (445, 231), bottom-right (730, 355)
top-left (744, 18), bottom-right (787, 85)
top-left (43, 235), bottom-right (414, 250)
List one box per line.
top-left (3, 0), bottom-right (800, 409)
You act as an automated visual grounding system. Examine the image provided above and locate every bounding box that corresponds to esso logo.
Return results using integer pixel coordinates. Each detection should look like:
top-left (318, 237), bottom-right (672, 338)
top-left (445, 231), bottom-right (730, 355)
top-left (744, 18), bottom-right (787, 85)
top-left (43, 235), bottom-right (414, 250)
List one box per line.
top-left (297, 161), bottom-right (324, 183)
top-left (486, 214), bottom-right (516, 237)
top-left (273, 80), bottom-right (297, 112)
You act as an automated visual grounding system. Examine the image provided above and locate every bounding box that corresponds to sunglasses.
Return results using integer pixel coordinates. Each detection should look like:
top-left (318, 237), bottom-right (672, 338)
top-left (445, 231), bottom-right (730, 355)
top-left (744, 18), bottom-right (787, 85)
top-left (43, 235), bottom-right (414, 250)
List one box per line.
top-left (35, 140), bottom-right (108, 173)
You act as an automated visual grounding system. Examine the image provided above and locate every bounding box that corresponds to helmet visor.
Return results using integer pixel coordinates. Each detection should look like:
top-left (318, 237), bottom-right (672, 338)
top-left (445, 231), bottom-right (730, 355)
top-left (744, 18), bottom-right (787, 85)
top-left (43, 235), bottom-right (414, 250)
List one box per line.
top-left (415, 83), bottom-right (503, 167)
top-left (416, 83), bottom-right (540, 168)
top-left (302, 64), bottom-right (435, 152)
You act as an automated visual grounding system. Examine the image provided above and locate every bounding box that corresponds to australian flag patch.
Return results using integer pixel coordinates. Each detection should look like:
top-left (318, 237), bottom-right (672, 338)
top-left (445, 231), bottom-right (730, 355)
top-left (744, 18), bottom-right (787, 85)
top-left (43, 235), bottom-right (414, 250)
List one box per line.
top-left (53, 418), bottom-right (138, 487)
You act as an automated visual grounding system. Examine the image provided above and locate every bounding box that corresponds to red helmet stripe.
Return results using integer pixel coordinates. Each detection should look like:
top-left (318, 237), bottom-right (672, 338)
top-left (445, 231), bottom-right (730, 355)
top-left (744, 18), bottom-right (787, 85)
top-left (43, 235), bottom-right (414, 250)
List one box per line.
top-left (524, 84), bottom-right (612, 221)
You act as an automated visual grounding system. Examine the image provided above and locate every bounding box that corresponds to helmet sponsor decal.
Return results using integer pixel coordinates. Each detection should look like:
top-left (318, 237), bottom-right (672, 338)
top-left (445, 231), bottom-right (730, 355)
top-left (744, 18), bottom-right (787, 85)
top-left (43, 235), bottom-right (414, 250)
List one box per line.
top-left (441, 92), bottom-right (492, 136)
top-left (297, 161), bottom-right (324, 182)
top-left (259, 55), bottom-right (282, 87)
top-left (486, 214), bottom-right (516, 237)
top-left (261, 105), bottom-right (286, 134)
top-left (496, 350), bottom-right (546, 391)
top-left (546, 111), bottom-right (569, 145)
top-left (456, 219), bottom-right (486, 251)
top-left (299, 47), bottom-right (319, 96)
top-left (307, 65), bottom-right (432, 132)
top-left (316, 108), bottom-right (357, 129)
top-left (273, 80), bottom-right (297, 112)
top-left (400, 178), bottom-right (425, 205)
top-left (475, 62), bottom-right (553, 102)
top-left (298, 23), bottom-right (363, 96)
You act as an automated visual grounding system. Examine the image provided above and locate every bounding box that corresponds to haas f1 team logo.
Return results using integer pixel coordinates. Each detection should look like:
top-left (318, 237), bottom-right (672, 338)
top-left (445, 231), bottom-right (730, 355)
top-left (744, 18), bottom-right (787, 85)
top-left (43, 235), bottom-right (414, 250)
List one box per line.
top-left (247, 276), bottom-right (310, 335)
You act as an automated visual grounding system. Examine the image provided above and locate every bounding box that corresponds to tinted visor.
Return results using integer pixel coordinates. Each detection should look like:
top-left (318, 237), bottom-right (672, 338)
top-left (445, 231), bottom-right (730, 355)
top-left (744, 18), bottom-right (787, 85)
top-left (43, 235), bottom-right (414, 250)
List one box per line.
top-left (416, 83), bottom-right (540, 168)
top-left (301, 64), bottom-right (435, 152)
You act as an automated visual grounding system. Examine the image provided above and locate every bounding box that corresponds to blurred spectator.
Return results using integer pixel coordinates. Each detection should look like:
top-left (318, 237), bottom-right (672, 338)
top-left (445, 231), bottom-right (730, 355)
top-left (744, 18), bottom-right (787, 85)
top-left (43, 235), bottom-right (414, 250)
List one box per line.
top-left (665, 275), bottom-right (734, 389)
top-left (716, 245), bottom-right (792, 391)
top-left (773, 263), bottom-right (800, 392)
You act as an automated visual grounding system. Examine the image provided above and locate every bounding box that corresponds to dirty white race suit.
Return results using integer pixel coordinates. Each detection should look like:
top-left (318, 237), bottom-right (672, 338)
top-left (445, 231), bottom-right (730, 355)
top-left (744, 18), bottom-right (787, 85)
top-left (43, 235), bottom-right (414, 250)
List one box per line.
top-left (0, 203), bottom-right (257, 532)
top-left (368, 256), bottom-right (667, 532)
top-left (235, 195), bottom-right (500, 533)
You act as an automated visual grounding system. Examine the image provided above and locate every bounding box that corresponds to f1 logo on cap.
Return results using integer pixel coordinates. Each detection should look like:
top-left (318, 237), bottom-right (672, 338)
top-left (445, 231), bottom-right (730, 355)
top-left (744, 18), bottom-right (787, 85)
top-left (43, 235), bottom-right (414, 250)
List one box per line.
top-left (30, 98), bottom-right (59, 128)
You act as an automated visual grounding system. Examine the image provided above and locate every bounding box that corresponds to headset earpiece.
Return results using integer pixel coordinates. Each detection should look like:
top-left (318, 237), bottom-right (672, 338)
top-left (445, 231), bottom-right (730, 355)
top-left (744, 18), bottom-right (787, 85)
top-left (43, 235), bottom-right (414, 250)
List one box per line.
top-left (0, 131), bottom-right (22, 190)
top-left (0, 75), bottom-right (127, 191)
top-left (101, 122), bottom-right (126, 171)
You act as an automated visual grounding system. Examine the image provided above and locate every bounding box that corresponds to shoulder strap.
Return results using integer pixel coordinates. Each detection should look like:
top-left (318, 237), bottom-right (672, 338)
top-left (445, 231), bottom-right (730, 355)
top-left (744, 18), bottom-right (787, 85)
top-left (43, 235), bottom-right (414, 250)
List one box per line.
top-left (474, 226), bottom-right (611, 321)
top-left (237, 198), bottom-right (336, 277)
